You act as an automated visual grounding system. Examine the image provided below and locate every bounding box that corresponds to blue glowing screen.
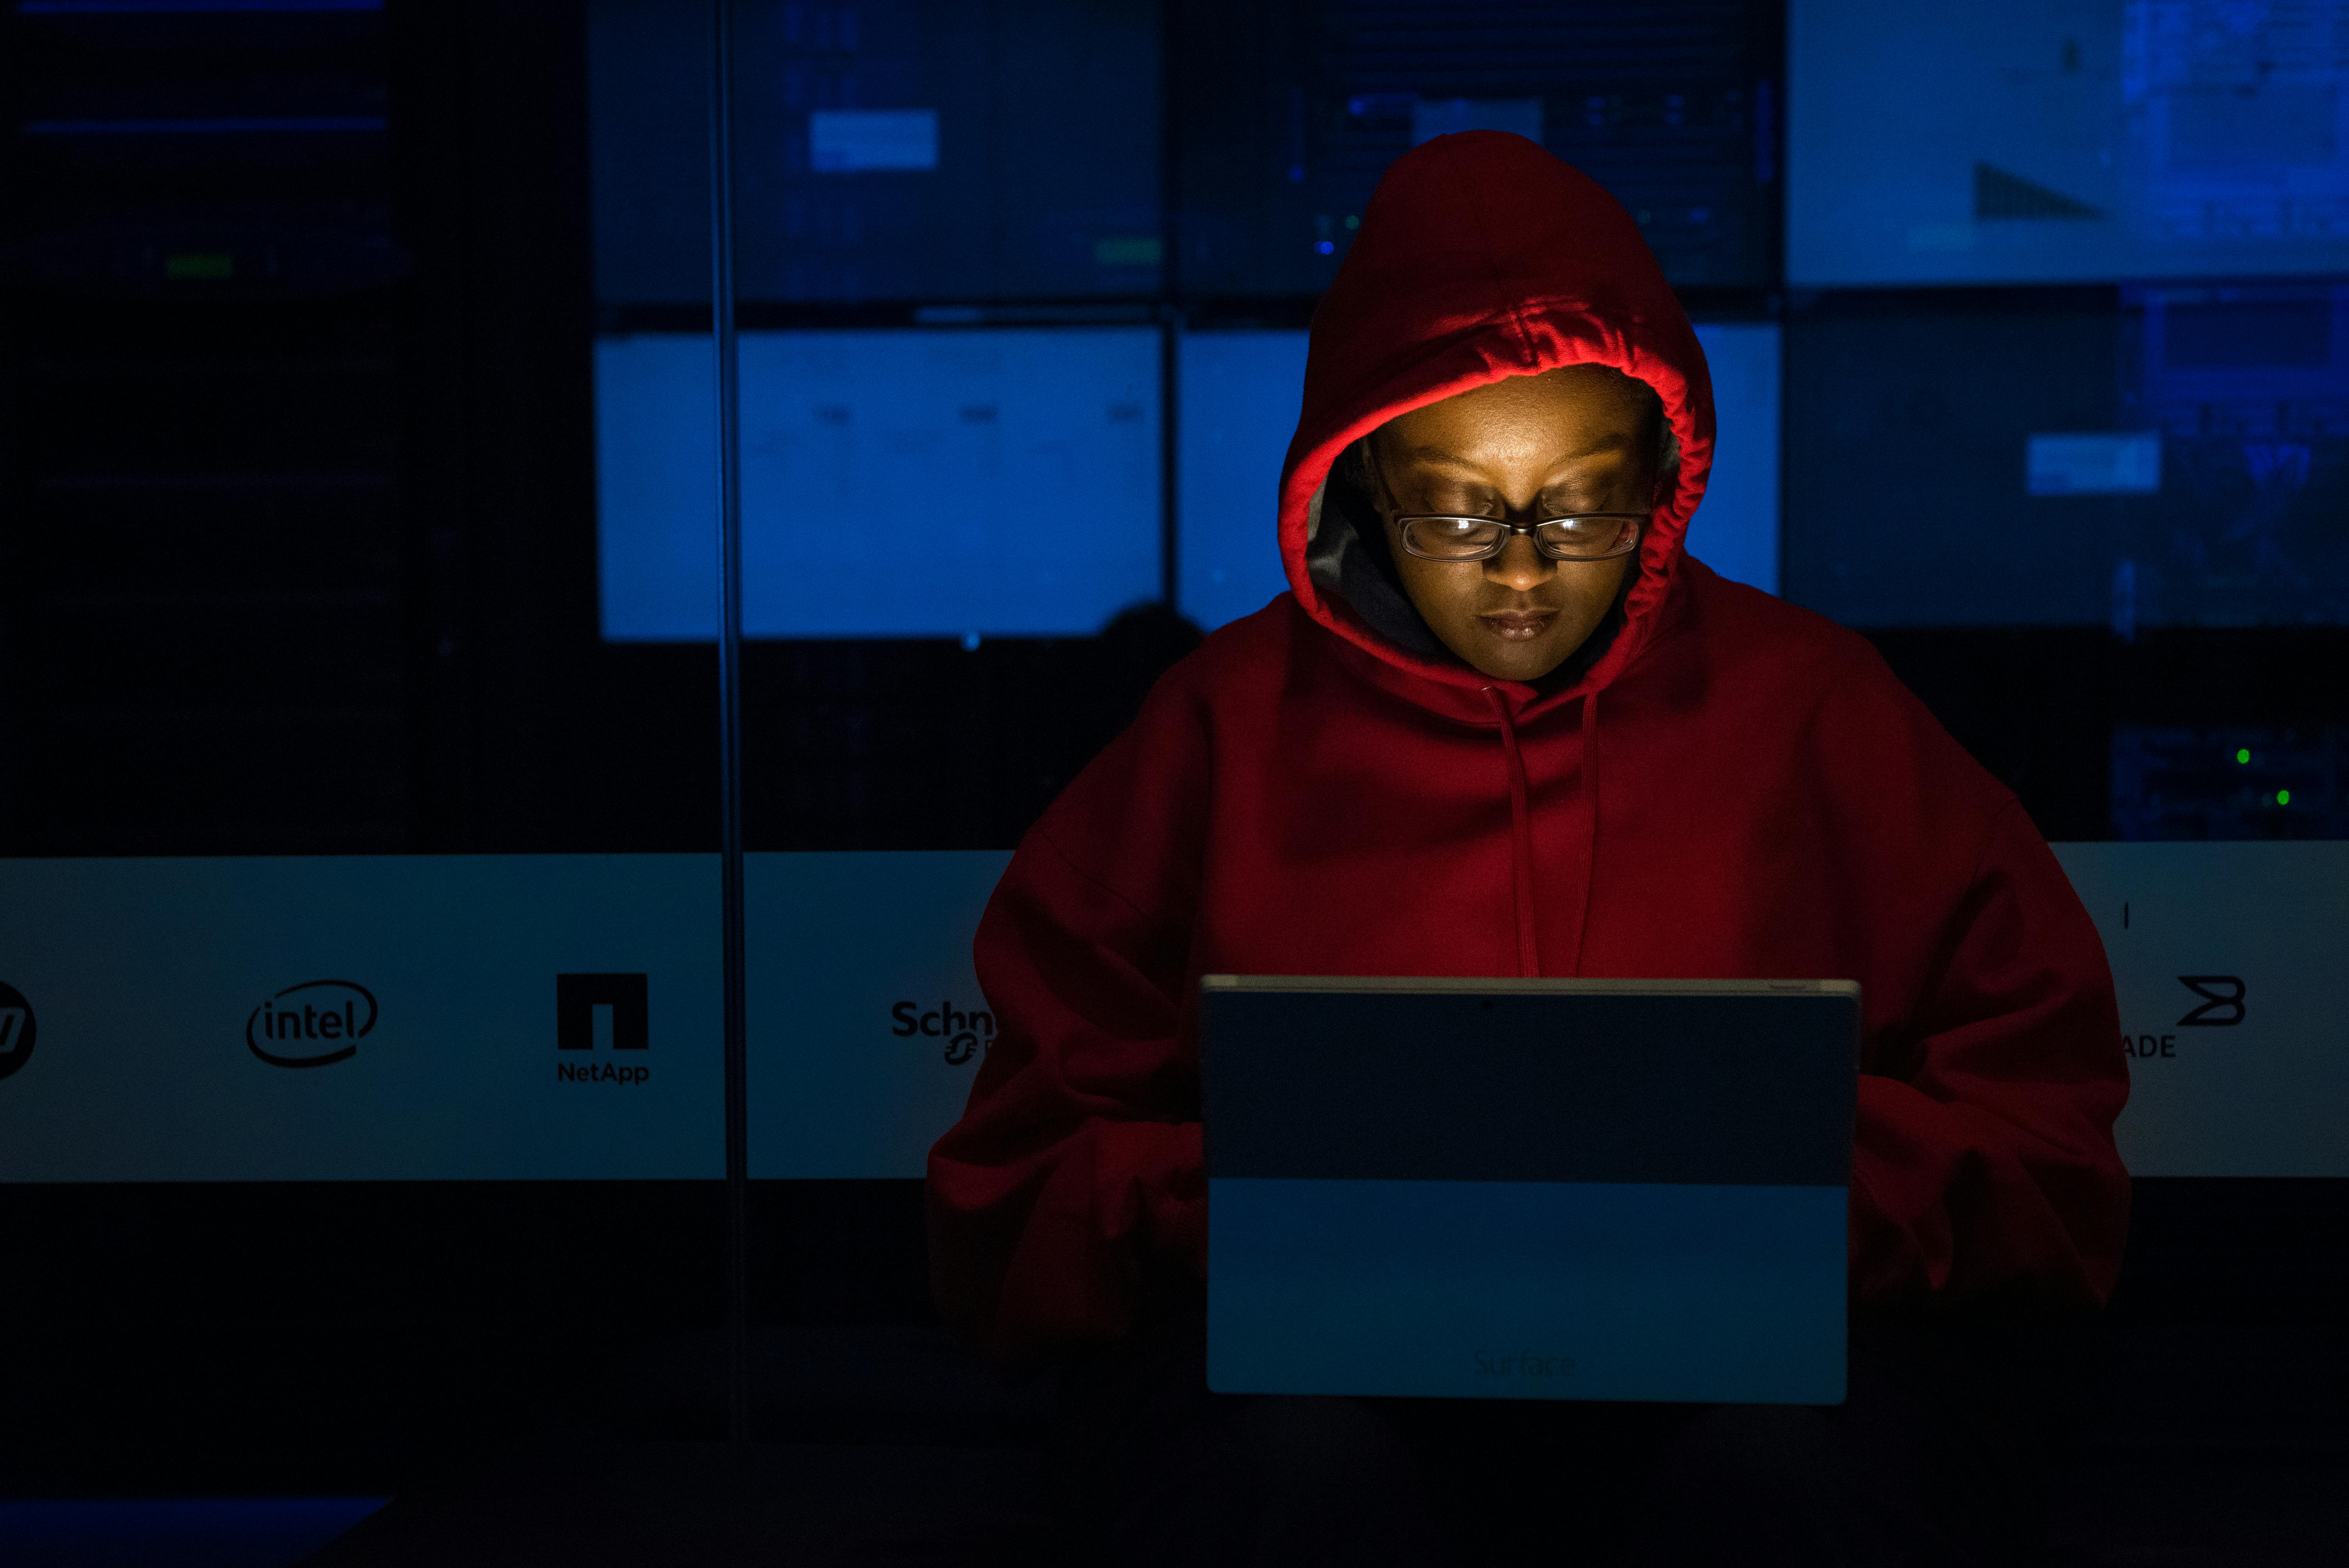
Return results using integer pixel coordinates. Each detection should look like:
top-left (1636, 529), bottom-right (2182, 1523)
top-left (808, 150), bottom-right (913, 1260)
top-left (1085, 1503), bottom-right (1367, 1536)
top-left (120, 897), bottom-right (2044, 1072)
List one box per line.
top-left (1789, 0), bottom-right (2349, 285)
top-left (1785, 284), bottom-right (2349, 629)
top-left (596, 328), bottom-right (1162, 640)
top-left (588, 0), bottom-right (1161, 304)
top-left (599, 324), bottom-right (1781, 640)
top-left (1174, 331), bottom-right (1311, 631)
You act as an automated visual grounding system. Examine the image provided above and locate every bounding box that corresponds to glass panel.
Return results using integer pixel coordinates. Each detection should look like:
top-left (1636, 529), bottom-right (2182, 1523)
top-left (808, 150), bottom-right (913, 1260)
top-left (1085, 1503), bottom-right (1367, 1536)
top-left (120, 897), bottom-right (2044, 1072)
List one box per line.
top-left (720, 0), bottom-right (1174, 1466)
top-left (0, 0), bottom-right (729, 1504)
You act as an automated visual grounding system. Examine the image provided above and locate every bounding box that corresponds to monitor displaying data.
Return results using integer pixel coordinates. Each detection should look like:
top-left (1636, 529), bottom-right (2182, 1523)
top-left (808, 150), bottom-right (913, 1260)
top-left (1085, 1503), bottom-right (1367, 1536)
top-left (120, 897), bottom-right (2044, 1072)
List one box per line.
top-left (1171, 0), bottom-right (1781, 293)
top-left (588, 0), bottom-right (1162, 304)
top-left (600, 324), bottom-right (1781, 641)
top-left (1177, 324), bottom-right (1783, 631)
top-left (1175, 331), bottom-right (1313, 632)
top-left (1782, 286), bottom-right (2349, 628)
top-left (1788, 0), bottom-right (2349, 285)
top-left (596, 328), bottom-right (1163, 639)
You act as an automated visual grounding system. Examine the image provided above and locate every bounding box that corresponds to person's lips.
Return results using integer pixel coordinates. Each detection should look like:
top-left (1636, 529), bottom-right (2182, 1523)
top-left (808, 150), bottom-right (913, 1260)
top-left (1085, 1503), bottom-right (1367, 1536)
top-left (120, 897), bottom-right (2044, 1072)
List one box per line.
top-left (1478, 609), bottom-right (1555, 641)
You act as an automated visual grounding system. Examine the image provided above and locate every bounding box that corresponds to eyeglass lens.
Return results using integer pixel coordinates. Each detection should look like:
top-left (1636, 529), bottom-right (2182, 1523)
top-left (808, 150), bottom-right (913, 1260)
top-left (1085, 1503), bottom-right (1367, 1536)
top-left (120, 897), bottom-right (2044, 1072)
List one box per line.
top-left (1403, 516), bottom-right (1633, 559)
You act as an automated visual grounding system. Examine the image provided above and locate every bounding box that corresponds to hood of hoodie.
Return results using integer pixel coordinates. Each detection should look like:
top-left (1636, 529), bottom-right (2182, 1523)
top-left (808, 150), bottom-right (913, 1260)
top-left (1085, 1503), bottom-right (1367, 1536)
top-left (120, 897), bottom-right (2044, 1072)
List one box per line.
top-left (1280, 132), bottom-right (1715, 712)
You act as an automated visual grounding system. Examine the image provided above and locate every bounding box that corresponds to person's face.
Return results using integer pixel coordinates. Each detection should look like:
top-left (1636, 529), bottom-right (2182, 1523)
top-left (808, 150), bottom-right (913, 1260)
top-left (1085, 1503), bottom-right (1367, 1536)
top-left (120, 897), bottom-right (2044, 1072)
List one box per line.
top-left (1372, 365), bottom-right (1659, 683)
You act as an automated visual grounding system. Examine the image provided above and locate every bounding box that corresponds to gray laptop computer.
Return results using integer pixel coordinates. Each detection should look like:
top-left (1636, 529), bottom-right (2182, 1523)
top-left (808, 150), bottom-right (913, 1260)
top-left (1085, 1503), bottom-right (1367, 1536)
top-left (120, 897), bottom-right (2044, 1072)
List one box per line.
top-left (1199, 976), bottom-right (1859, 1405)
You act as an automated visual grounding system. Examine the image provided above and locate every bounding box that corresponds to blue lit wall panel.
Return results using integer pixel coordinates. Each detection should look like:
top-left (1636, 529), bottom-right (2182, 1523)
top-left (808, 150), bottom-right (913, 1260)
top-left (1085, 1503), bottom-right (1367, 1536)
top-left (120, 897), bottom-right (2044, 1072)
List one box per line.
top-left (0, 856), bottom-right (725, 1182)
top-left (1789, 0), bottom-right (2349, 286)
top-left (4, 848), bottom-right (2344, 1181)
top-left (1688, 323), bottom-right (1781, 597)
top-left (596, 334), bottom-right (718, 642)
top-left (1176, 325), bottom-right (1781, 631)
top-left (738, 329), bottom-right (1162, 637)
top-left (588, 0), bottom-right (1161, 304)
top-left (585, 0), bottom-right (710, 306)
top-left (1176, 331), bottom-right (1308, 630)
top-left (1169, 4), bottom-right (1781, 294)
top-left (597, 328), bottom-right (1162, 640)
top-left (1784, 289), bottom-right (2349, 629)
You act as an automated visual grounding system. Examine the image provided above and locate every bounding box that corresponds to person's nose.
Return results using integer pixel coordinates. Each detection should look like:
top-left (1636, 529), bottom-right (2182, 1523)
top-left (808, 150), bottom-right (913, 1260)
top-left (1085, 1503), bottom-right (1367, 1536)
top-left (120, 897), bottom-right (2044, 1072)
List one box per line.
top-left (1485, 532), bottom-right (1552, 592)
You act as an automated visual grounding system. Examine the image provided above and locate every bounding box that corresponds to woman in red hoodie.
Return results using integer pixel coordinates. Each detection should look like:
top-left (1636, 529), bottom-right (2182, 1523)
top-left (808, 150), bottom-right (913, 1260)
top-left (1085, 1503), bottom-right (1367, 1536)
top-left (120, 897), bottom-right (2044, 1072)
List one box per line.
top-left (930, 133), bottom-right (2130, 1565)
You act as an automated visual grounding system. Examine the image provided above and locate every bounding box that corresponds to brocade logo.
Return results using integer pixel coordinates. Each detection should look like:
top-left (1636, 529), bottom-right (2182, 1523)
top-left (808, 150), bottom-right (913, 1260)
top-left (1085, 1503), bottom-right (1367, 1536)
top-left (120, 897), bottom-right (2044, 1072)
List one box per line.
top-left (2176, 975), bottom-right (2245, 1027)
top-left (2126, 975), bottom-right (2250, 1059)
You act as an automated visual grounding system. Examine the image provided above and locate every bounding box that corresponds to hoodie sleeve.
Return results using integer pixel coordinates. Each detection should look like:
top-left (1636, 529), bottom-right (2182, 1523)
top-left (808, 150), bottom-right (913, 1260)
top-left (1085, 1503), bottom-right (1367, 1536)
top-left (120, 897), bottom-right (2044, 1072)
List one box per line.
top-left (1848, 792), bottom-right (2133, 1313)
top-left (925, 672), bottom-right (1212, 1366)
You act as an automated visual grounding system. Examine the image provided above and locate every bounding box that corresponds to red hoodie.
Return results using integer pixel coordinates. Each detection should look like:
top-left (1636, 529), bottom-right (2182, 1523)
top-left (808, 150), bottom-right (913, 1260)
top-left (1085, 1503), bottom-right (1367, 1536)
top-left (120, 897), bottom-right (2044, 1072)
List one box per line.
top-left (928, 132), bottom-right (2130, 1367)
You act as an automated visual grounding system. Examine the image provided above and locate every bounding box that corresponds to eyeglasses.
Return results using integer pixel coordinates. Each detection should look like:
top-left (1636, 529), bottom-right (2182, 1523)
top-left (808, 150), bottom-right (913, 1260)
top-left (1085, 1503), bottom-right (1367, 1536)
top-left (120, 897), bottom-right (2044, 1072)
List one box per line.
top-left (1394, 513), bottom-right (1645, 562)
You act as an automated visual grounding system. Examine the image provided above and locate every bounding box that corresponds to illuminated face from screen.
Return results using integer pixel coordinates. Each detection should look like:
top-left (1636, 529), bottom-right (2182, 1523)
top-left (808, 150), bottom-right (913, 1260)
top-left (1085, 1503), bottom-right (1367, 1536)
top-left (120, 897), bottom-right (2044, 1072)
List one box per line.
top-left (1372, 365), bottom-right (1661, 684)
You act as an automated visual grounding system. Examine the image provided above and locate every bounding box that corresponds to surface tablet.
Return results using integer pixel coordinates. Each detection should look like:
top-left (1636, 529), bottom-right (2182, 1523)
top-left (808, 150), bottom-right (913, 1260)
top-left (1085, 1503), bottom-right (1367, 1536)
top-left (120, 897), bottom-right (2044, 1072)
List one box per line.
top-left (1199, 977), bottom-right (1860, 1404)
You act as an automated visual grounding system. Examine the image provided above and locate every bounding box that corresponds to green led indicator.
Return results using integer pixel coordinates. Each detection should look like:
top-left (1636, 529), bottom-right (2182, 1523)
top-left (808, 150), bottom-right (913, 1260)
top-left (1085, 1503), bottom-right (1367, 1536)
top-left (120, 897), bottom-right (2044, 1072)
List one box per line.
top-left (165, 252), bottom-right (235, 280)
top-left (2235, 748), bottom-right (2251, 764)
top-left (2277, 790), bottom-right (2292, 806)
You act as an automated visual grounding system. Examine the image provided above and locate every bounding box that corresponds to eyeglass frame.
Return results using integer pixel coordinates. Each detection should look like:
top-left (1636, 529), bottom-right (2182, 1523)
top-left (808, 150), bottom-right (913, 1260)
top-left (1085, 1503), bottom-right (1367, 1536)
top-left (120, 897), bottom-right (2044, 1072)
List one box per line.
top-left (1359, 435), bottom-right (1651, 563)
top-left (1389, 511), bottom-right (1649, 563)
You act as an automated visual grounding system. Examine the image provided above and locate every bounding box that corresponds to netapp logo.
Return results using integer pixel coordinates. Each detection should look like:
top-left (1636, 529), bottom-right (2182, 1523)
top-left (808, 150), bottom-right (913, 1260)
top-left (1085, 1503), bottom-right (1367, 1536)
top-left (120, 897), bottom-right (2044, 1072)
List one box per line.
top-left (247, 980), bottom-right (377, 1068)
top-left (891, 999), bottom-right (995, 1065)
top-left (557, 972), bottom-right (650, 1085)
top-left (0, 982), bottom-right (35, 1083)
top-left (1474, 1349), bottom-right (1576, 1380)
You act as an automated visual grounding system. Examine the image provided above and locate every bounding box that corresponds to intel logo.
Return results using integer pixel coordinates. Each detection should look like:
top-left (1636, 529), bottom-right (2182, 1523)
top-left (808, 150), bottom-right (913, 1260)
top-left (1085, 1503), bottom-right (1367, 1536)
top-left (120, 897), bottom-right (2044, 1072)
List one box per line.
top-left (247, 979), bottom-right (378, 1069)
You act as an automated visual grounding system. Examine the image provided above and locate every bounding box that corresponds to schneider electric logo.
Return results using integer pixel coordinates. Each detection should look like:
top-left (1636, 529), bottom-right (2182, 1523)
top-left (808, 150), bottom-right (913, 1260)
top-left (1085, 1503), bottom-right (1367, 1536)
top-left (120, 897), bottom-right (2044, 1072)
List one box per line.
top-left (557, 972), bottom-right (650, 1085)
top-left (0, 981), bottom-right (35, 1083)
top-left (247, 980), bottom-right (377, 1068)
top-left (1473, 1349), bottom-right (1576, 1380)
top-left (891, 999), bottom-right (995, 1065)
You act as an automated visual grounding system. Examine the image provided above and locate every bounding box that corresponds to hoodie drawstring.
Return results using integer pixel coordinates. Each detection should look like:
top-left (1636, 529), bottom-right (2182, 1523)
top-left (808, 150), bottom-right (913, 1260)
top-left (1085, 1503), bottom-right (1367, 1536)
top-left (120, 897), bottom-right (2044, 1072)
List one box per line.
top-left (1485, 686), bottom-right (1602, 979)
top-left (1572, 690), bottom-right (1600, 973)
top-left (1486, 688), bottom-right (1542, 978)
